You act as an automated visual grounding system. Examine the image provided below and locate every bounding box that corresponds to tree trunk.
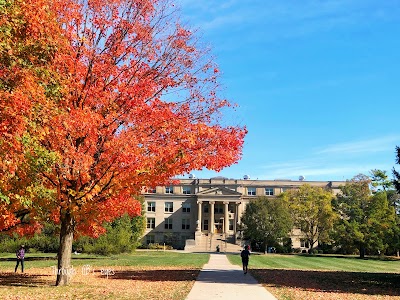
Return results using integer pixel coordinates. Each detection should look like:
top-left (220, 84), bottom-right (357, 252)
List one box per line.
top-left (359, 245), bottom-right (365, 259)
top-left (56, 211), bottom-right (74, 286)
top-left (309, 239), bottom-right (316, 254)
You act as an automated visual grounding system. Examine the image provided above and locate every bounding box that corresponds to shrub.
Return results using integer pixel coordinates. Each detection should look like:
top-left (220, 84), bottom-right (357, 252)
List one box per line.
top-left (74, 212), bottom-right (146, 255)
top-left (0, 234), bottom-right (28, 252)
top-left (148, 243), bottom-right (173, 250)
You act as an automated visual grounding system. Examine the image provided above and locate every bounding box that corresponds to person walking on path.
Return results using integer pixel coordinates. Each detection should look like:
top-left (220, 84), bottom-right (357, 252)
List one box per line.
top-left (15, 245), bottom-right (25, 273)
top-left (241, 245), bottom-right (250, 274)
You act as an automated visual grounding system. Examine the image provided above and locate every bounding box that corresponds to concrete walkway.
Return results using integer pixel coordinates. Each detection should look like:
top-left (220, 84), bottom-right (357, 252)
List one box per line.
top-left (186, 253), bottom-right (277, 300)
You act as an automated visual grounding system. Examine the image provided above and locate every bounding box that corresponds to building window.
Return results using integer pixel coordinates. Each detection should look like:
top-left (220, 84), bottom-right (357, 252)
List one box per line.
top-left (165, 186), bottom-right (173, 194)
top-left (247, 187), bottom-right (256, 196)
top-left (147, 218), bottom-right (155, 229)
top-left (147, 202), bottom-right (156, 212)
top-left (182, 203), bottom-right (191, 213)
top-left (265, 188), bottom-right (274, 196)
top-left (182, 219), bottom-right (190, 230)
top-left (146, 235), bottom-right (155, 244)
top-left (147, 187), bottom-right (156, 193)
top-left (203, 219), bottom-right (209, 231)
top-left (228, 203), bottom-right (235, 213)
top-left (229, 219), bottom-right (234, 231)
top-left (183, 186), bottom-right (191, 194)
top-left (165, 202), bottom-right (173, 212)
top-left (300, 239), bottom-right (310, 248)
top-left (204, 204), bottom-right (209, 213)
top-left (214, 203), bottom-right (223, 214)
top-left (164, 218), bottom-right (173, 229)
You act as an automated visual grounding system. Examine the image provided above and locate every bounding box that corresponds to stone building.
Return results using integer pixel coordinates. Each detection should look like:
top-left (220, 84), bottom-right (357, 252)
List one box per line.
top-left (142, 176), bottom-right (344, 252)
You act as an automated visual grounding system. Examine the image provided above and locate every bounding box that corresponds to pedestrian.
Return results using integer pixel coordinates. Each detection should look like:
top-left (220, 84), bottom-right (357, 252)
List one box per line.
top-left (15, 245), bottom-right (25, 273)
top-left (241, 245), bottom-right (250, 274)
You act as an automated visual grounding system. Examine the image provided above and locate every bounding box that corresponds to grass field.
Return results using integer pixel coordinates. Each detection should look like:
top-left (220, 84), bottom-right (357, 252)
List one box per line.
top-left (0, 251), bottom-right (209, 300)
top-left (0, 251), bottom-right (208, 269)
top-left (1, 252), bottom-right (400, 300)
top-left (228, 253), bottom-right (400, 300)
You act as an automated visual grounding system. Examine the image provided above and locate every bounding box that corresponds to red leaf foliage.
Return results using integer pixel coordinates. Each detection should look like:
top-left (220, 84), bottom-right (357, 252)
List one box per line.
top-left (1, 0), bottom-right (246, 238)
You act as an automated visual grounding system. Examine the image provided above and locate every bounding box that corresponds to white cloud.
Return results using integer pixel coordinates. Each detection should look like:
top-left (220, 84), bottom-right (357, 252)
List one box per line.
top-left (178, 0), bottom-right (400, 38)
top-left (254, 135), bottom-right (400, 180)
top-left (316, 135), bottom-right (400, 155)
top-left (256, 159), bottom-right (390, 181)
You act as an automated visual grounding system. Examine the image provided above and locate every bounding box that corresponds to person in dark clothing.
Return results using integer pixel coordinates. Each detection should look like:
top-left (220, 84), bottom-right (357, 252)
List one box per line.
top-left (15, 245), bottom-right (25, 273)
top-left (240, 245), bottom-right (250, 274)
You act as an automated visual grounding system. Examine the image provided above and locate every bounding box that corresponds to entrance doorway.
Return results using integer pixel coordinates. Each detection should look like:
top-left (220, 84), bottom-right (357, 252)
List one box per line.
top-left (214, 222), bottom-right (222, 233)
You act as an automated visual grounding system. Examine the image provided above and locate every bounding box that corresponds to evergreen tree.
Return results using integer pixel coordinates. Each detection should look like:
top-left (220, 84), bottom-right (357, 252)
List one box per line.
top-left (393, 146), bottom-right (400, 195)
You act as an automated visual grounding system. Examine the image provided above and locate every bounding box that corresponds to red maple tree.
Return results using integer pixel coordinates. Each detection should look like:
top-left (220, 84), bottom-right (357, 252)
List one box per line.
top-left (0, 0), bottom-right (65, 235)
top-left (1, 0), bottom-right (246, 286)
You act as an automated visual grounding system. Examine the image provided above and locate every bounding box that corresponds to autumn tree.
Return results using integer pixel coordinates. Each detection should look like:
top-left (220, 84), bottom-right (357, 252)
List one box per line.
top-left (0, 0), bottom-right (64, 235)
top-left (1, 0), bottom-right (246, 286)
top-left (280, 184), bottom-right (337, 252)
top-left (241, 197), bottom-right (292, 252)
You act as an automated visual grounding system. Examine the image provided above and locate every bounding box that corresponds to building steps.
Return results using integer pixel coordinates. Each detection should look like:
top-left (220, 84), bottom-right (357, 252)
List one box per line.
top-left (185, 233), bottom-right (243, 253)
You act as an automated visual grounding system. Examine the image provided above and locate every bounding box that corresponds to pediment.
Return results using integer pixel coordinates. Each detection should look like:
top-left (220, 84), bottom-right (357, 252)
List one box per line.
top-left (196, 187), bottom-right (242, 196)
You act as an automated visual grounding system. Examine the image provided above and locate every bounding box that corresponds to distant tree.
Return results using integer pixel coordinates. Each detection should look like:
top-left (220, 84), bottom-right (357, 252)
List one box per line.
top-left (370, 169), bottom-right (399, 214)
top-left (393, 146), bottom-right (400, 195)
top-left (367, 191), bottom-right (397, 255)
top-left (241, 197), bottom-right (292, 252)
top-left (333, 174), bottom-right (397, 258)
top-left (370, 169), bottom-right (393, 192)
top-left (388, 216), bottom-right (400, 257)
top-left (130, 198), bottom-right (146, 249)
top-left (280, 184), bottom-right (337, 252)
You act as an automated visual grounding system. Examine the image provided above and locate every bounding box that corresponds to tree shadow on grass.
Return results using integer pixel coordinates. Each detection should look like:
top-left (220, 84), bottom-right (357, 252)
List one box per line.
top-left (106, 269), bottom-right (200, 282)
top-left (0, 272), bottom-right (52, 287)
top-left (295, 253), bottom-right (400, 261)
top-left (251, 269), bottom-right (400, 297)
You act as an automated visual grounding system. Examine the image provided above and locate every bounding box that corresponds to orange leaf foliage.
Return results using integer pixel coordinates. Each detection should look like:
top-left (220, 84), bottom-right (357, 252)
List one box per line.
top-left (0, 0), bottom-right (65, 234)
top-left (1, 0), bottom-right (246, 237)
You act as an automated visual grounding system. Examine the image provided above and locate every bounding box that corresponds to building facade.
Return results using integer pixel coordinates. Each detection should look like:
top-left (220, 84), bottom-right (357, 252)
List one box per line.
top-left (142, 176), bottom-right (344, 250)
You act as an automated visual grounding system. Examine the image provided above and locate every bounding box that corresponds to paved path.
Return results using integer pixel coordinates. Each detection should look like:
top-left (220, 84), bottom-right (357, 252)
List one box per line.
top-left (186, 253), bottom-right (277, 300)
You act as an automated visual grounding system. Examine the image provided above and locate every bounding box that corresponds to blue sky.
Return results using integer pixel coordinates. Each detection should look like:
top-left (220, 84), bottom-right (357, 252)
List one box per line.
top-left (177, 0), bottom-right (400, 181)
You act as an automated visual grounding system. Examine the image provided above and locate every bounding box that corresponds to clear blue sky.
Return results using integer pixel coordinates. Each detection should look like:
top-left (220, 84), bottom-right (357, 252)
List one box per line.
top-left (177, 0), bottom-right (400, 182)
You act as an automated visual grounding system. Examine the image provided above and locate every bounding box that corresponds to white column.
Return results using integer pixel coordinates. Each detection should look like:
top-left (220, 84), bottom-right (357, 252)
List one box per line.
top-left (224, 201), bottom-right (229, 233)
top-left (233, 202), bottom-right (239, 233)
top-left (197, 201), bottom-right (202, 231)
top-left (210, 201), bottom-right (215, 234)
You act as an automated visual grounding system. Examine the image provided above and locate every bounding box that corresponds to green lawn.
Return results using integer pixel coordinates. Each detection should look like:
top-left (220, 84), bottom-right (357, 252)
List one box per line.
top-left (1, 252), bottom-right (399, 300)
top-left (228, 254), bottom-right (400, 300)
top-left (227, 253), bottom-right (400, 273)
top-left (0, 251), bottom-right (210, 300)
top-left (0, 251), bottom-right (209, 270)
